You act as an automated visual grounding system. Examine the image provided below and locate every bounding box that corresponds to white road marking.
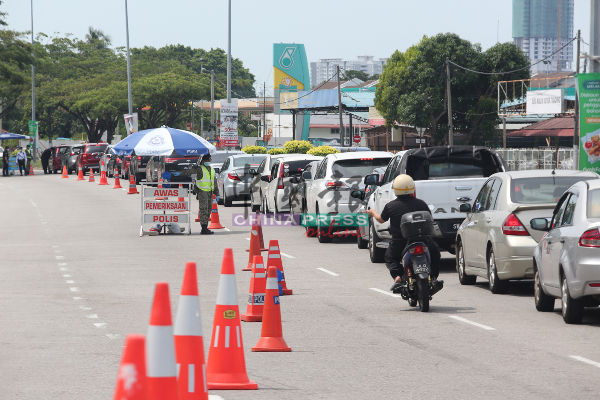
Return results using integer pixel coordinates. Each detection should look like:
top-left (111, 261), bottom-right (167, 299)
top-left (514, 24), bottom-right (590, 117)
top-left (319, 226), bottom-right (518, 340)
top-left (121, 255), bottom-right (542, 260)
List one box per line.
top-left (280, 252), bottom-right (295, 259)
top-left (208, 396), bottom-right (225, 400)
top-left (570, 356), bottom-right (600, 369)
top-left (370, 288), bottom-right (401, 298)
top-left (58, 263), bottom-right (66, 266)
top-left (59, 268), bottom-right (68, 272)
top-left (87, 314), bottom-right (99, 319)
top-left (63, 274), bottom-right (71, 278)
top-left (79, 306), bottom-right (91, 310)
top-left (93, 323), bottom-right (107, 329)
top-left (55, 256), bottom-right (64, 260)
top-left (245, 238), bottom-right (250, 241)
top-left (66, 280), bottom-right (75, 284)
top-left (30, 199), bottom-right (37, 207)
top-left (449, 316), bottom-right (496, 331)
top-left (106, 334), bottom-right (120, 339)
top-left (54, 249), bottom-right (62, 253)
top-left (72, 297), bottom-right (82, 300)
top-left (69, 287), bottom-right (79, 292)
top-left (317, 268), bottom-right (339, 276)
top-left (224, 227), bottom-right (231, 232)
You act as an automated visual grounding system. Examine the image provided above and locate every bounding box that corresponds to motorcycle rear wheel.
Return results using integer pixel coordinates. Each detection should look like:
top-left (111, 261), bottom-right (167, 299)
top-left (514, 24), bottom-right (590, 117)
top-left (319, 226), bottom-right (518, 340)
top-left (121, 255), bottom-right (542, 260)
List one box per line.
top-left (417, 278), bottom-right (430, 312)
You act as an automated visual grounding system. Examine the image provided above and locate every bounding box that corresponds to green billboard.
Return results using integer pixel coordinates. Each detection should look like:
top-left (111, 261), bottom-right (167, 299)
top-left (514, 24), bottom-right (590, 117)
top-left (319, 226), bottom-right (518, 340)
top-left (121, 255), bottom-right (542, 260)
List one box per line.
top-left (577, 73), bottom-right (600, 173)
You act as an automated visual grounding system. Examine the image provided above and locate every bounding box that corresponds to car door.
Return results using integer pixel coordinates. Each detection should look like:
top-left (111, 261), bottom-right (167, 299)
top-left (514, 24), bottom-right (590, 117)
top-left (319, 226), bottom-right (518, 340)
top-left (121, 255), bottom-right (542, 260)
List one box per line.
top-left (478, 178), bottom-right (503, 259)
top-left (540, 193), bottom-right (570, 290)
top-left (374, 155), bottom-right (401, 236)
top-left (307, 159), bottom-right (326, 215)
top-left (465, 179), bottom-right (494, 268)
top-left (251, 158), bottom-right (266, 205)
top-left (550, 192), bottom-right (578, 289)
top-left (218, 158), bottom-right (230, 196)
top-left (267, 161), bottom-right (280, 211)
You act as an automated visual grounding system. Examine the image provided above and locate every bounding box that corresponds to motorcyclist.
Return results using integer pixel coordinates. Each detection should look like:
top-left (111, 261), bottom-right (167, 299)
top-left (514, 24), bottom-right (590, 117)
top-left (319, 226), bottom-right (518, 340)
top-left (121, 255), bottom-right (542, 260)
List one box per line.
top-left (364, 174), bottom-right (441, 291)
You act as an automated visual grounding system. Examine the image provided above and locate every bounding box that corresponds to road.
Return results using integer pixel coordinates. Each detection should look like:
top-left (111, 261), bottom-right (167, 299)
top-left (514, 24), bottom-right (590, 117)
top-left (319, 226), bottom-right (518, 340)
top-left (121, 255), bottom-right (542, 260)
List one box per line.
top-left (1, 174), bottom-right (600, 399)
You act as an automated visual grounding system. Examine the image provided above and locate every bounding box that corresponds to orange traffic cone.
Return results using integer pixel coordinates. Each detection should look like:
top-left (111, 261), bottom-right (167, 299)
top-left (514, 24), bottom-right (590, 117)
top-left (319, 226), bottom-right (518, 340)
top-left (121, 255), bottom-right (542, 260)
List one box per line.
top-left (77, 165), bottom-right (84, 180)
top-left (155, 178), bottom-right (164, 200)
top-left (267, 240), bottom-right (292, 295)
top-left (241, 256), bottom-right (266, 322)
top-left (28, 163), bottom-right (35, 175)
top-left (252, 266), bottom-right (291, 352)
top-left (112, 334), bottom-right (147, 400)
top-left (61, 166), bottom-right (69, 178)
top-left (208, 194), bottom-right (225, 229)
top-left (206, 249), bottom-right (258, 390)
top-left (175, 184), bottom-right (187, 213)
top-left (175, 262), bottom-right (208, 400)
top-left (127, 174), bottom-right (139, 194)
top-left (245, 225), bottom-right (261, 271)
top-left (194, 209), bottom-right (201, 223)
top-left (246, 213), bottom-right (267, 252)
top-left (98, 159), bottom-right (109, 185)
top-left (88, 169), bottom-right (95, 183)
top-left (146, 283), bottom-right (178, 400)
top-left (113, 168), bottom-right (122, 189)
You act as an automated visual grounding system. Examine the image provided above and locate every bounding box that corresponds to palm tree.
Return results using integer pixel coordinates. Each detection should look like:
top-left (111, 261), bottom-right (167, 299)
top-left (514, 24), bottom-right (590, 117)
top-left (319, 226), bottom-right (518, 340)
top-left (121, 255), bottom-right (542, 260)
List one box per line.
top-left (85, 27), bottom-right (111, 49)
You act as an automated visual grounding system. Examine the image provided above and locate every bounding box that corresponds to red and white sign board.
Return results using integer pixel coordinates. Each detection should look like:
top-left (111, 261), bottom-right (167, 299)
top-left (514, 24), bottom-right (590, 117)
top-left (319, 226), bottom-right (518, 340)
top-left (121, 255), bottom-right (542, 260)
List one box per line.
top-left (144, 200), bottom-right (189, 211)
top-left (144, 214), bottom-right (189, 224)
top-left (143, 188), bottom-right (188, 197)
top-left (353, 134), bottom-right (361, 144)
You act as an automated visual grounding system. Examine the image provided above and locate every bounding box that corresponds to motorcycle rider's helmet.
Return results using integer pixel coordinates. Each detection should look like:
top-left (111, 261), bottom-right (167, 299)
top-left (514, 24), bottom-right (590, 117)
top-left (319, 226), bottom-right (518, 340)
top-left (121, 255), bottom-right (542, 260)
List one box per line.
top-left (393, 174), bottom-right (415, 196)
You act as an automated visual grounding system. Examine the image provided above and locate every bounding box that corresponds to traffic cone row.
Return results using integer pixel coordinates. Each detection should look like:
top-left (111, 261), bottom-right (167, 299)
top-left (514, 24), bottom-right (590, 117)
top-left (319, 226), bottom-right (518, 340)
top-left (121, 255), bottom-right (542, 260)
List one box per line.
top-left (98, 159), bottom-right (109, 185)
top-left (267, 240), bottom-right (293, 295)
top-left (61, 166), bottom-right (69, 178)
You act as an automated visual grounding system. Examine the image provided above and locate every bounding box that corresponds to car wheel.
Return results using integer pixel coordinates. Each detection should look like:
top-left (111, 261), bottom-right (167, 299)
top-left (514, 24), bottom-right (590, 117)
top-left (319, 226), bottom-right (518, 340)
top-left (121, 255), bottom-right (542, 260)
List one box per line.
top-left (457, 241), bottom-right (476, 285)
top-left (561, 275), bottom-right (584, 324)
top-left (488, 249), bottom-right (509, 294)
top-left (316, 205), bottom-right (332, 243)
top-left (369, 218), bottom-right (386, 263)
top-left (357, 226), bottom-right (368, 249)
top-left (224, 192), bottom-right (232, 207)
top-left (534, 266), bottom-right (555, 312)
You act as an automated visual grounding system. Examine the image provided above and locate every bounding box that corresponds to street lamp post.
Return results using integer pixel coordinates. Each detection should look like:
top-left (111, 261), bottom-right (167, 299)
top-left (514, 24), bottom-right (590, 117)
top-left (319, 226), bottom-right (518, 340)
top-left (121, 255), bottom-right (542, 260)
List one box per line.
top-left (227, 0), bottom-right (231, 102)
top-left (125, 0), bottom-right (133, 119)
top-left (31, 0), bottom-right (37, 161)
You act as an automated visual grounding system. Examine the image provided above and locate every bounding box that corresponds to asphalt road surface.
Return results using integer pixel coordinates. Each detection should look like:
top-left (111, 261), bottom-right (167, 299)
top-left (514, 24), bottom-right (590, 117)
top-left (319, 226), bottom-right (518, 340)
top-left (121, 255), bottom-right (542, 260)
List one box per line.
top-left (2, 174), bottom-right (600, 399)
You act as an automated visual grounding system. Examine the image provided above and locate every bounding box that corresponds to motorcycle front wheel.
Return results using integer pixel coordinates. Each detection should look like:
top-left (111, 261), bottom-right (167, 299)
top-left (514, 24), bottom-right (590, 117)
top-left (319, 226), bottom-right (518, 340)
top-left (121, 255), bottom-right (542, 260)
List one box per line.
top-left (417, 278), bottom-right (430, 312)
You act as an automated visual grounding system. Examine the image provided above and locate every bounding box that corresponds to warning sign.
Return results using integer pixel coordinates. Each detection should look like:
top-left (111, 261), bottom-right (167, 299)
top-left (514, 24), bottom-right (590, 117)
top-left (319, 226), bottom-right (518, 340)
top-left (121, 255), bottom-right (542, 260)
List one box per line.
top-left (144, 200), bottom-right (189, 211)
top-left (143, 188), bottom-right (188, 198)
top-left (143, 214), bottom-right (189, 224)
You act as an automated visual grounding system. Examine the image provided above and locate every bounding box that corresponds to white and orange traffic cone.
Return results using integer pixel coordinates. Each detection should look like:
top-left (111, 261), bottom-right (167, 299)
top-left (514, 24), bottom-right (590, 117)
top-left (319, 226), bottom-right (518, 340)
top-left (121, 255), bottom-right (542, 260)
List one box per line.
top-left (127, 174), bottom-right (139, 194)
top-left (28, 163), bottom-right (35, 176)
top-left (252, 266), bottom-right (291, 352)
top-left (206, 249), bottom-right (258, 390)
top-left (174, 262), bottom-right (209, 400)
top-left (61, 165), bottom-right (69, 178)
top-left (98, 159), bottom-right (109, 185)
top-left (77, 165), bottom-right (84, 180)
top-left (244, 225), bottom-right (261, 271)
top-left (113, 168), bottom-right (122, 189)
top-left (267, 240), bottom-right (292, 295)
top-left (175, 184), bottom-right (187, 213)
top-left (241, 255), bottom-right (266, 322)
top-left (112, 334), bottom-right (147, 400)
top-left (208, 194), bottom-right (225, 229)
top-left (146, 282), bottom-right (178, 400)
top-left (246, 213), bottom-right (267, 252)
top-left (88, 169), bottom-right (95, 183)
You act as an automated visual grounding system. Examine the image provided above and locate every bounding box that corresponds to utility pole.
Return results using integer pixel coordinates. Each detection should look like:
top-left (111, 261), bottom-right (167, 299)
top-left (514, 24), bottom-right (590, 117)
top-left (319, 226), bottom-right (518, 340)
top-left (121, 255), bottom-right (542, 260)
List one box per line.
top-left (502, 117), bottom-right (507, 149)
top-left (592, 0), bottom-right (600, 73)
top-left (226, 0), bottom-right (231, 102)
top-left (574, 29), bottom-right (581, 170)
top-left (446, 58), bottom-right (454, 146)
top-left (191, 102), bottom-right (194, 132)
top-left (200, 100), bottom-right (203, 135)
top-left (262, 82), bottom-right (266, 139)
top-left (210, 70), bottom-right (215, 140)
top-left (31, 0), bottom-right (37, 161)
top-left (125, 0), bottom-right (133, 117)
top-left (337, 65), bottom-right (344, 145)
top-left (557, 0), bottom-right (562, 73)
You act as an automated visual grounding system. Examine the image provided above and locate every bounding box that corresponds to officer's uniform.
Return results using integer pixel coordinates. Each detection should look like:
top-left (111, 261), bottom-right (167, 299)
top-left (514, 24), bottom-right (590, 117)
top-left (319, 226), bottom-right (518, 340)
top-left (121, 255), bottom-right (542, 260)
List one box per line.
top-left (25, 148), bottom-right (32, 175)
top-left (182, 162), bottom-right (219, 226)
top-left (380, 195), bottom-right (441, 279)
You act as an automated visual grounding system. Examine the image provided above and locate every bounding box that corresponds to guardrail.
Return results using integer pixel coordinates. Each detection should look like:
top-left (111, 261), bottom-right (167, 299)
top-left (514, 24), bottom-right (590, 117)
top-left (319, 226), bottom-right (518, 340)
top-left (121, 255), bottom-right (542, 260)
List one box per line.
top-left (494, 148), bottom-right (574, 171)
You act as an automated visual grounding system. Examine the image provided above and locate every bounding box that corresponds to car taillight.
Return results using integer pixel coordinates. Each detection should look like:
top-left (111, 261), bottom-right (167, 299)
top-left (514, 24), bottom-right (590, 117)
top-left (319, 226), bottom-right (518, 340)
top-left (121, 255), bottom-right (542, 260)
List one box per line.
top-left (579, 228), bottom-right (600, 248)
top-left (228, 172), bottom-right (241, 181)
top-left (589, 283), bottom-right (600, 287)
top-left (409, 245), bottom-right (428, 255)
top-left (361, 158), bottom-right (373, 160)
top-left (502, 214), bottom-right (529, 236)
top-left (278, 163), bottom-right (285, 189)
top-left (71, 152), bottom-right (74, 156)
top-left (326, 181), bottom-right (345, 190)
top-left (137, 156), bottom-right (141, 160)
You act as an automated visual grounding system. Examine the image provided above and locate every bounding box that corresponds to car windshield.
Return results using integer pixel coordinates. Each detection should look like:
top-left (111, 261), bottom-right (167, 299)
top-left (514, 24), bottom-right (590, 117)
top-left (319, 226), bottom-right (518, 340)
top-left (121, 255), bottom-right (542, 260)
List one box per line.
top-left (588, 189), bottom-right (600, 218)
top-left (212, 152), bottom-right (241, 163)
top-left (331, 157), bottom-right (391, 178)
top-left (510, 177), bottom-right (595, 204)
top-left (428, 162), bottom-right (484, 179)
top-left (233, 155), bottom-right (266, 167)
top-left (85, 145), bottom-right (108, 154)
top-left (282, 160), bottom-right (317, 177)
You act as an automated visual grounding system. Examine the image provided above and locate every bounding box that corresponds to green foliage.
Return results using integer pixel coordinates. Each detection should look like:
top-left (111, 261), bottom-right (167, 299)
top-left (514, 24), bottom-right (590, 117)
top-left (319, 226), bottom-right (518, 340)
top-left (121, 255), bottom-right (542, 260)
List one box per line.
top-left (342, 70), bottom-right (369, 82)
top-left (282, 140), bottom-right (314, 154)
top-left (0, 28), bottom-right (32, 120)
top-left (267, 148), bottom-right (286, 155)
top-left (307, 146), bottom-right (340, 157)
top-left (242, 145), bottom-right (266, 154)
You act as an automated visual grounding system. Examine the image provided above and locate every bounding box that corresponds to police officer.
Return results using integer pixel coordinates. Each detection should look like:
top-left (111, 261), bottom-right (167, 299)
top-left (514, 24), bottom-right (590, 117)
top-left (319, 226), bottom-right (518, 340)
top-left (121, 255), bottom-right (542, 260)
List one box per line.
top-left (186, 153), bottom-right (219, 235)
top-left (364, 174), bottom-right (441, 290)
top-left (25, 144), bottom-right (32, 175)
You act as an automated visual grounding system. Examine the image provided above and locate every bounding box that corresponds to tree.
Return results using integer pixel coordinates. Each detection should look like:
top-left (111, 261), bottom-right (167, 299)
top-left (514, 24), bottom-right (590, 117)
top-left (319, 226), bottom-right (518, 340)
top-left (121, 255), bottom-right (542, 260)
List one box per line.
top-left (368, 74), bottom-right (380, 80)
top-left (342, 70), bottom-right (369, 82)
top-left (85, 27), bottom-right (111, 50)
top-left (0, 27), bottom-right (32, 120)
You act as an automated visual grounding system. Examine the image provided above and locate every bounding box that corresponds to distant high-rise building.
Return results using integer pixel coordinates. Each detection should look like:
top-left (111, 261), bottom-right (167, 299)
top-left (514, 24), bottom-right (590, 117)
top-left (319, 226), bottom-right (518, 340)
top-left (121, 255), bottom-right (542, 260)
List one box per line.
top-left (310, 56), bottom-right (387, 87)
top-left (512, 0), bottom-right (574, 73)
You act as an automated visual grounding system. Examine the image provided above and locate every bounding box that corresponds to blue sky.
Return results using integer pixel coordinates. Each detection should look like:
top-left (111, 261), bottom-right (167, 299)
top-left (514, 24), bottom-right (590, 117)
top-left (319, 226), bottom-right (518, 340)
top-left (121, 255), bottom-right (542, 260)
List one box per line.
top-left (3, 0), bottom-right (592, 96)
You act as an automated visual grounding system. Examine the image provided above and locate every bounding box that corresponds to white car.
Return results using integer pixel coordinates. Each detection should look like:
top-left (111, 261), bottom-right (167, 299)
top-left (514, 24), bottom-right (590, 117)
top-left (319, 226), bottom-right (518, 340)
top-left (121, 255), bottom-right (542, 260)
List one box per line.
top-left (263, 154), bottom-right (322, 213)
top-left (305, 151), bottom-right (393, 243)
top-left (249, 153), bottom-right (289, 212)
top-left (532, 179), bottom-right (600, 323)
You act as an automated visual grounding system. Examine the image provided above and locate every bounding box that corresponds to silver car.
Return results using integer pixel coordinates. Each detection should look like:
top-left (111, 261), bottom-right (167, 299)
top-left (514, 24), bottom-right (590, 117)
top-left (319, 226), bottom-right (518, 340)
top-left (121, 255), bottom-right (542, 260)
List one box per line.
top-left (532, 179), bottom-right (600, 324)
top-left (249, 153), bottom-right (289, 212)
top-left (209, 150), bottom-right (244, 174)
top-left (217, 154), bottom-right (267, 207)
top-left (456, 170), bottom-right (599, 294)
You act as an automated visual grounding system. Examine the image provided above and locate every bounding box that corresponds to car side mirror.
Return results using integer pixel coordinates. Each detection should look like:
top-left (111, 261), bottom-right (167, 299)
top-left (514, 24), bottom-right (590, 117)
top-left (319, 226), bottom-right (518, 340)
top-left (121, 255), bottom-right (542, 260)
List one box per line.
top-left (289, 176), bottom-right (299, 184)
top-left (213, 167), bottom-right (220, 174)
top-left (351, 190), bottom-right (364, 200)
top-left (260, 175), bottom-right (270, 182)
top-left (459, 203), bottom-right (471, 213)
top-left (364, 174), bottom-right (379, 186)
top-left (248, 168), bottom-right (257, 175)
top-left (530, 218), bottom-right (551, 231)
top-left (302, 171), bottom-right (312, 180)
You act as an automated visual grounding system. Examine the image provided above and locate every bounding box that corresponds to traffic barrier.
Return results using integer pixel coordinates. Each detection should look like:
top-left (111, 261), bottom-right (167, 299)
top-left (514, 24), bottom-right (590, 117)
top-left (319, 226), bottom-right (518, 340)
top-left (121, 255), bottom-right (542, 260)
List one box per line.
top-left (175, 184), bottom-right (186, 212)
top-left (244, 225), bottom-right (261, 271)
top-left (174, 262), bottom-right (208, 400)
top-left (127, 174), bottom-right (139, 194)
top-left (28, 164), bottom-right (34, 176)
top-left (88, 169), bottom-right (95, 183)
top-left (112, 334), bottom-right (147, 400)
top-left (208, 194), bottom-right (225, 230)
top-left (155, 179), bottom-right (164, 200)
top-left (146, 282), bottom-right (178, 400)
top-left (241, 255), bottom-right (266, 322)
top-left (77, 165), bottom-right (84, 180)
top-left (252, 266), bottom-right (291, 352)
top-left (98, 159), bottom-right (109, 185)
top-left (206, 248), bottom-right (258, 390)
top-left (113, 168), bottom-right (122, 189)
top-left (246, 213), bottom-right (267, 252)
top-left (267, 240), bottom-right (292, 295)
top-left (61, 166), bottom-right (68, 178)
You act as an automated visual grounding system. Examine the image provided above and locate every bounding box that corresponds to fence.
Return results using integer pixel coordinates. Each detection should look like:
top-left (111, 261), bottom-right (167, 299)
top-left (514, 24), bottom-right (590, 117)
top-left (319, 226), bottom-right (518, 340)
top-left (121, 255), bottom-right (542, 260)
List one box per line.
top-left (494, 148), bottom-right (574, 171)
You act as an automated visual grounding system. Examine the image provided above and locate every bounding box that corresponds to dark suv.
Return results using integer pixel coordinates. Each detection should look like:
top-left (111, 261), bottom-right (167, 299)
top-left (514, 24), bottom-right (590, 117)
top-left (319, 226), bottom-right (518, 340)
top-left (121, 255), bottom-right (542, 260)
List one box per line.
top-left (49, 145), bottom-right (71, 174)
top-left (146, 154), bottom-right (199, 183)
top-left (62, 145), bottom-right (83, 174)
top-left (76, 143), bottom-right (109, 175)
top-left (129, 154), bottom-right (151, 184)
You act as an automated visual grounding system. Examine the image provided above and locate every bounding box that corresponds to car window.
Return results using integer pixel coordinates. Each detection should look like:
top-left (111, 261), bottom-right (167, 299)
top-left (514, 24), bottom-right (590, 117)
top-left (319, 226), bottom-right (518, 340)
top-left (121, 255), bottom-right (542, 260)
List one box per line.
top-left (510, 176), bottom-right (594, 204)
top-left (330, 157), bottom-right (391, 179)
top-left (85, 145), bottom-right (108, 154)
top-left (382, 156), bottom-right (400, 184)
top-left (551, 194), bottom-right (570, 229)
top-left (561, 193), bottom-right (579, 226)
top-left (271, 161), bottom-right (280, 178)
top-left (485, 179), bottom-right (502, 211)
top-left (588, 189), bottom-right (600, 218)
top-left (474, 179), bottom-right (494, 212)
top-left (428, 162), bottom-right (484, 179)
top-left (257, 158), bottom-right (266, 174)
top-left (281, 160), bottom-right (317, 177)
top-left (233, 155), bottom-right (266, 167)
top-left (315, 159), bottom-right (327, 179)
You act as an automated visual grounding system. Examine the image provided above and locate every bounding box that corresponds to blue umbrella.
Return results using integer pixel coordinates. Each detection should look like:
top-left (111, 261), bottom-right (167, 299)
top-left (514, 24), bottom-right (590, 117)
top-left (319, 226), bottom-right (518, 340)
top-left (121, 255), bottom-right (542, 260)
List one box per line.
top-left (112, 126), bottom-right (216, 156)
top-left (0, 132), bottom-right (29, 140)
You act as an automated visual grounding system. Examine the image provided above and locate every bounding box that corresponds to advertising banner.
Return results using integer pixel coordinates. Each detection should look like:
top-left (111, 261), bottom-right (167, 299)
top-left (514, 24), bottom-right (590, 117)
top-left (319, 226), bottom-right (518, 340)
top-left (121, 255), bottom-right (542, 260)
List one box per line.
top-left (526, 89), bottom-right (564, 115)
top-left (220, 99), bottom-right (238, 147)
top-left (123, 113), bottom-right (139, 135)
top-left (28, 120), bottom-right (38, 137)
top-left (280, 89), bottom-right (339, 110)
top-left (576, 73), bottom-right (600, 172)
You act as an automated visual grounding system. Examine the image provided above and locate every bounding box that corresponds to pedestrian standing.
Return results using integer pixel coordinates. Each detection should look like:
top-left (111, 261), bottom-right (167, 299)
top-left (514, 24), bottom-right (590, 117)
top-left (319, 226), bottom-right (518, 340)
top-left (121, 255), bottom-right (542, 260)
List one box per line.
top-left (16, 147), bottom-right (26, 176)
top-left (194, 153), bottom-right (219, 235)
top-left (2, 145), bottom-right (9, 176)
top-left (25, 144), bottom-right (32, 175)
top-left (41, 147), bottom-right (53, 174)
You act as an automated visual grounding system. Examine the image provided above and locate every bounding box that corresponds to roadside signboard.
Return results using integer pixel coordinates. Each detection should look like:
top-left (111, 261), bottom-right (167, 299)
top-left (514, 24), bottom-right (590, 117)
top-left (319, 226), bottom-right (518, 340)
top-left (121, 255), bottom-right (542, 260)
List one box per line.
top-left (123, 113), bottom-right (139, 135)
top-left (144, 200), bottom-right (189, 211)
top-left (526, 88), bottom-right (564, 115)
top-left (576, 73), bottom-right (600, 173)
top-left (144, 214), bottom-right (189, 224)
top-left (353, 134), bottom-right (361, 144)
top-left (251, 114), bottom-right (264, 121)
top-left (140, 183), bottom-right (192, 235)
top-left (143, 188), bottom-right (188, 197)
top-left (28, 120), bottom-right (38, 137)
top-left (220, 99), bottom-right (238, 147)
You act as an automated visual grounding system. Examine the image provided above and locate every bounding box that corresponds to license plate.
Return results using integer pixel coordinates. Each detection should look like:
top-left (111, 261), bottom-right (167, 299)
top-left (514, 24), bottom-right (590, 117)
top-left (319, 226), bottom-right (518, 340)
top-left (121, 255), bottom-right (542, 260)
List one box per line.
top-left (414, 263), bottom-right (429, 273)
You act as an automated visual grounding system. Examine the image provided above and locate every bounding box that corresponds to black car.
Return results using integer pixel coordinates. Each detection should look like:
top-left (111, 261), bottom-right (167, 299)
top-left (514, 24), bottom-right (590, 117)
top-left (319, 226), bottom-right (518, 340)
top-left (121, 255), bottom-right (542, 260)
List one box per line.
top-left (146, 154), bottom-right (199, 183)
top-left (129, 153), bottom-right (151, 184)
